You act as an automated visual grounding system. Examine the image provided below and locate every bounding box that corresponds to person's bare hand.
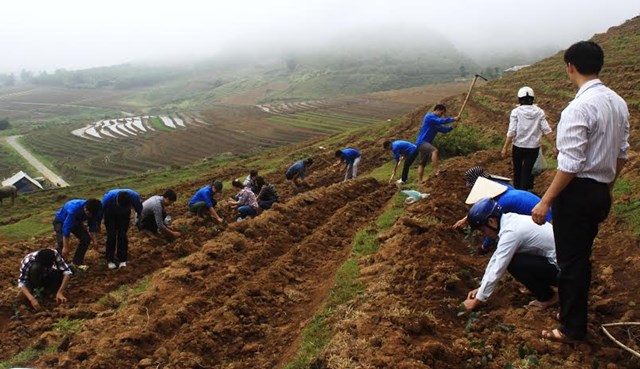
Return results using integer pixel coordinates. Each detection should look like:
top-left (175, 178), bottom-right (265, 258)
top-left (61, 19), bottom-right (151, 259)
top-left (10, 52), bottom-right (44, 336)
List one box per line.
top-left (29, 298), bottom-right (41, 310)
top-left (452, 218), bottom-right (467, 229)
top-left (531, 201), bottom-right (550, 225)
top-left (463, 298), bottom-right (481, 312)
top-left (501, 148), bottom-right (507, 158)
top-left (467, 289), bottom-right (478, 300)
top-left (55, 292), bottom-right (67, 305)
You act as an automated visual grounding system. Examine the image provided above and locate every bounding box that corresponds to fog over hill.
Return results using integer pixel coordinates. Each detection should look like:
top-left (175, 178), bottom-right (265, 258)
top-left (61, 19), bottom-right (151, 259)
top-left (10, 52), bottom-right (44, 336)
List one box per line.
top-left (1, 0), bottom-right (638, 74)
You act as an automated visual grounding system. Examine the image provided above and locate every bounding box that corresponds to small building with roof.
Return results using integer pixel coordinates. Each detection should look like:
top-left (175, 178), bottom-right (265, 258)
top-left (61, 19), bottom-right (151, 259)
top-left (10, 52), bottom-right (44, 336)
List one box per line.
top-left (2, 171), bottom-right (44, 193)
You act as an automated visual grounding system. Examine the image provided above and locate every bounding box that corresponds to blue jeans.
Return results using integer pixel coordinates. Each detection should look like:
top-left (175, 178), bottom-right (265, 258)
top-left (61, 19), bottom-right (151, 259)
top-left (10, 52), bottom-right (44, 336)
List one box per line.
top-left (238, 205), bottom-right (257, 218)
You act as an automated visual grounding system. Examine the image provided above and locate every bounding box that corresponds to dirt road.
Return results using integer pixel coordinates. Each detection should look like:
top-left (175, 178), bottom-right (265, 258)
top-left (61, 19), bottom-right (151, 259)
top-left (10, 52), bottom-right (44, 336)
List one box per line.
top-left (5, 135), bottom-right (69, 187)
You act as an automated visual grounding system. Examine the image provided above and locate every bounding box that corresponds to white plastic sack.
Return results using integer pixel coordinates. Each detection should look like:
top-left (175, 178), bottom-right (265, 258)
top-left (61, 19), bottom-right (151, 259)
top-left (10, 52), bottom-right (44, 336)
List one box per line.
top-left (532, 148), bottom-right (547, 176)
top-left (401, 190), bottom-right (430, 204)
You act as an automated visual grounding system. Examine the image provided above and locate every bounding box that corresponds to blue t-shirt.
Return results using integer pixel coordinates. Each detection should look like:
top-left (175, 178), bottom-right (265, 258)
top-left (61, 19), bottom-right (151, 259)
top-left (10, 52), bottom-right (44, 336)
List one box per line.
top-left (55, 199), bottom-right (100, 237)
top-left (481, 187), bottom-right (552, 248)
top-left (340, 148), bottom-right (361, 164)
top-left (188, 186), bottom-right (215, 208)
top-left (391, 141), bottom-right (417, 162)
top-left (102, 189), bottom-right (143, 215)
top-left (286, 160), bottom-right (306, 179)
top-left (496, 188), bottom-right (551, 221)
top-left (415, 112), bottom-right (455, 146)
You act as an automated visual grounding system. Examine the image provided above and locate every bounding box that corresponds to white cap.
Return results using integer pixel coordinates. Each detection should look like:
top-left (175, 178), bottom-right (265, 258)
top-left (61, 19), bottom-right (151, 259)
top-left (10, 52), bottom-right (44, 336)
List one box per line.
top-left (517, 86), bottom-right (534, 98)
top-left (465, 177), bottom-right (508, 205)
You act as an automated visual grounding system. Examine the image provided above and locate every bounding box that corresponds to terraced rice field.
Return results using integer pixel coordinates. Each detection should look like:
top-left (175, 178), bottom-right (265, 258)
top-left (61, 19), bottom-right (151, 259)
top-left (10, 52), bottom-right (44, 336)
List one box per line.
top-left (71, 115), bottom-right (183, 140)
top-left (19, 98), bottom-right (406, 184)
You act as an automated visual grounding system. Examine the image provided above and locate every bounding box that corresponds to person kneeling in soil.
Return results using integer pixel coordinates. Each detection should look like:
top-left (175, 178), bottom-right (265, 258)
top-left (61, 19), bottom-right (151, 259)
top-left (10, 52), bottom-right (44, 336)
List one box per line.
top-left (285, 158), bottom-right (313, 187)
top-left (138, 189), bottom-right (181, 239)
top-left (229, 179), bottom-right (259, 221)
top-left (453, 169), bottom-right (551, 254)
top-left (254, 176), bottom-right (280, 210)
top-left (243, 169), bottom-right (260, 194)
top-left (188, 180), bottom-right (224, 223)
top-left (334, 148), bottom-right (361, 181)
top-left (18, 248), bottom-right (73, 310)
top-left (462, 198), bottom-right (559, 312)
top-left (53, 198), bottom-right (103, 270)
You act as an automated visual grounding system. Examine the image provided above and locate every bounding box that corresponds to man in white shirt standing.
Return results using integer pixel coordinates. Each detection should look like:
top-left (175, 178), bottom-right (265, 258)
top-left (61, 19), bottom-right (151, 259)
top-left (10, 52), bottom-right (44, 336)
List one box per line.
top-left (463, 198), bottom-right (559, 312)
top-left (532, 41), bottom-right (630, 342)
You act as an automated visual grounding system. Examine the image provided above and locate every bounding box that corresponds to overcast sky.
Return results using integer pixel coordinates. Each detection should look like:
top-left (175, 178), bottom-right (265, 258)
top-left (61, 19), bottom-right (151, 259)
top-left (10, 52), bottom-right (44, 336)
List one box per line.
top-left (1, 0), bottom-right (639, 73)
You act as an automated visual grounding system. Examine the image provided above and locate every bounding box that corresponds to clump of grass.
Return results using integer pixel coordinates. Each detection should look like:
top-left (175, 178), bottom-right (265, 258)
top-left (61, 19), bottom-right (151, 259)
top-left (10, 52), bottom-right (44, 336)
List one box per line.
top-left (435, 124), bottom-right (492, 158)
top-left (52, 318), bottom-right (84, 334)
top-left (98, 276), bottom-right (150, 309)
top-left (612, 179), bottom-right (640, 236)
top-left (0, 347), bottom-right (41, 369)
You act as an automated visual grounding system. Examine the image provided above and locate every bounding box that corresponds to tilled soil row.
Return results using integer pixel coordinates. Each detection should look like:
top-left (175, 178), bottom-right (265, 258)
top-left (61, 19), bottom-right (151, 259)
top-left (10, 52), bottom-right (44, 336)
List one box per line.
top-left (315, 152), bottom-right (640, 369)
top-left (31, 177), bottom-right (394, 368)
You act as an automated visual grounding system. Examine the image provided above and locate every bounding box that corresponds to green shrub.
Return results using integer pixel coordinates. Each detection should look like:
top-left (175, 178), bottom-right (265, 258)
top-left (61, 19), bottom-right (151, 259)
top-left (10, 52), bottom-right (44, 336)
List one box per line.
top-left (435, 124), bottom-right (490, 157)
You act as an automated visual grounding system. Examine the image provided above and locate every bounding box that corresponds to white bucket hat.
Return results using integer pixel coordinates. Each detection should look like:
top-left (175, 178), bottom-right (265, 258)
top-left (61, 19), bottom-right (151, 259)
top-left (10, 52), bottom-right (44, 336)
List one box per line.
top-left (465, 177), bottom-right (508, 205)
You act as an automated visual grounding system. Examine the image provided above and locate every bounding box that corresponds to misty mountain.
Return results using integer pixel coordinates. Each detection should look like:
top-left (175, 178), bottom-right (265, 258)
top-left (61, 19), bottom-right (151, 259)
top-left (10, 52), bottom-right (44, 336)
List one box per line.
top-left (15, 25), bottom-right (555, 105)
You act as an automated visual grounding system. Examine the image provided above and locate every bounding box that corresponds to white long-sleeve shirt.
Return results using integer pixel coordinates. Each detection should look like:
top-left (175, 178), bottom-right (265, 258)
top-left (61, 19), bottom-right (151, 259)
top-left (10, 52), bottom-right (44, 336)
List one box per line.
top-left (556, 79), bottom-right (630, 183)
top-left (507, 105), bottom-right (552, 148)
top-left (476, 213), bottom-right (557, 302)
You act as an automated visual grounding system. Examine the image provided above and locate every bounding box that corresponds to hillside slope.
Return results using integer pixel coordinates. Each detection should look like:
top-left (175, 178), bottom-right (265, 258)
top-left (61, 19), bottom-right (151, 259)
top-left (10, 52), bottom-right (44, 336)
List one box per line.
top-left (0, 16), bottom-right (638, 369)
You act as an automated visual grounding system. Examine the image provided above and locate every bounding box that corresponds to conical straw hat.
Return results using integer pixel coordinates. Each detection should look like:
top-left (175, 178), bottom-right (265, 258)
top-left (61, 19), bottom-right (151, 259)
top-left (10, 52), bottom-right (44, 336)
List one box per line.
top-left (465, 176), bottom-right (508, 205)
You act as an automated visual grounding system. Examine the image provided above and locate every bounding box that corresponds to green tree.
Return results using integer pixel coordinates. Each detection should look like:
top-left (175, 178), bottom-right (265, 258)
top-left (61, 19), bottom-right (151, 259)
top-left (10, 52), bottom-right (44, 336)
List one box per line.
top-left (0, 118), bottom-right (11, 130)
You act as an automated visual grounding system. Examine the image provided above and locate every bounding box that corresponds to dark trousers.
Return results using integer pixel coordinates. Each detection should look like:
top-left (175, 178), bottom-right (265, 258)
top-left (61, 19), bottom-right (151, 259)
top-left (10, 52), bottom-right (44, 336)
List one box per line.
top-left (553, 177), bottom-right (611, 339)
top-left (104, 206), bottom-right (131, 263)
top-left (401, 150), bottom-right (418, 183)
top-left (140, 212), bottom-right (165, 233)
top-left (28, 265), bottom-right (63, 296)
top-left (512, 146), bottom-right (539, 190)
top-left (507, 253), bottom-right (558, 301)
top-left (238, 206), bottom-right (257, 218)
top-left (259, 199), bottom-right (276, 210)
top-left (53, 219), bottom-right (91, 265)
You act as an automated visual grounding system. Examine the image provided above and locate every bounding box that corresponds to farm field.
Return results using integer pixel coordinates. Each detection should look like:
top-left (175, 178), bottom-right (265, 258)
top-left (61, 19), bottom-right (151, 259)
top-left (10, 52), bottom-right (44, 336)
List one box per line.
top-left (0, 16), bottom-right (638, 369)
top-left (13, 94), bottom-right (430, 184)
top-left (0, 86), bottom-right (134, 124)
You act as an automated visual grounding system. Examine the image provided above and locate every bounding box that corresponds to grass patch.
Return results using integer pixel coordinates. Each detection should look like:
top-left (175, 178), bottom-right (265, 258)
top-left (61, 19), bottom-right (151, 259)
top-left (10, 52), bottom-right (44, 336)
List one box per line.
top-left (0, 212), bottom-right (51, 239)
top-left (148, 116), bottom-right (173, 132)
top-left (0, 347), bottom-right (41, 369)
top-left (284, 192), bottom-right (405, 369)
top-left (613, 179), bottom-right (640, 236)
top-left (98, 276), bottom-right (150, 309)
top-left (52, 318), bottom-right (84, 334)
top-left (435, 124), bottom-right (492, 158)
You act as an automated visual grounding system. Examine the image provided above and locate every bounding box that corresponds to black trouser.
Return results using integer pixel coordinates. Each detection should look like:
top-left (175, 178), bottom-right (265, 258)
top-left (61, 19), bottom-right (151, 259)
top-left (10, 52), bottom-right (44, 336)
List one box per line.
top-left (553, 177), bottom-right (610, 339)
top-left (140, 212), bottom-right (165, 233)
top-left (401, 150), bottom-right (418, 183)
top-left (104, 206), bottom-right (131, 263)
top-left (28, 265), bottom-right (63, 296)
top-left (259, 199), bottom-right (276, 210)
top-left (507, 253), bottom-right (558, 302)
top-left (512, 145), bottom-right (539, 190)
top-left (53, 219), bottom-right (91, 265)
